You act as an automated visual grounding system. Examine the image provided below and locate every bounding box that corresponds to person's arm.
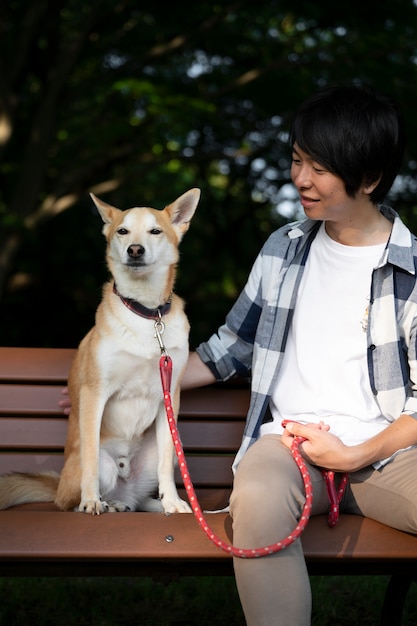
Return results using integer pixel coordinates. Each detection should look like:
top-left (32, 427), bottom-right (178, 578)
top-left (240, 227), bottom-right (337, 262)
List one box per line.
top-left (181, 351), bottom-right (217, 389)
top-left (282, 413), bottom-right (417, 472)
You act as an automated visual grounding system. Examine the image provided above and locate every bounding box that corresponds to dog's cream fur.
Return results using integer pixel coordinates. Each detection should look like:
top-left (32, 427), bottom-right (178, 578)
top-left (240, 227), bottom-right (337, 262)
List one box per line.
top-left (0, 188), bottom-right (200, 514)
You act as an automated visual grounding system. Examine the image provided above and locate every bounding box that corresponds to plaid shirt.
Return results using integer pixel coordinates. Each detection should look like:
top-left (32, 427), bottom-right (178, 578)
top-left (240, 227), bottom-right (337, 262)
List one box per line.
top-left (196, 206), bottom-right (417, 469)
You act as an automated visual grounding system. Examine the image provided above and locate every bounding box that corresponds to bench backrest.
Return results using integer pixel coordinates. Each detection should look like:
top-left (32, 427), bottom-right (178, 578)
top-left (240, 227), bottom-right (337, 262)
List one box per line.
top-left (0, 347), bottom-right (248, 511)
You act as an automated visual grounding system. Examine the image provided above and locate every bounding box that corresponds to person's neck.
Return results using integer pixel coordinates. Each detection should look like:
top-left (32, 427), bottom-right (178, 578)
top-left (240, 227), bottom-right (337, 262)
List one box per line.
top-left (324, 206), bottom-right (392, 247)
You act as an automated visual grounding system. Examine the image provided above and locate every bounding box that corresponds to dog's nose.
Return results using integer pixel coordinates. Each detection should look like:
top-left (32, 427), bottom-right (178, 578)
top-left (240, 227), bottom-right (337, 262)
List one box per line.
top-left (127, 244), bottom-right (145, 259)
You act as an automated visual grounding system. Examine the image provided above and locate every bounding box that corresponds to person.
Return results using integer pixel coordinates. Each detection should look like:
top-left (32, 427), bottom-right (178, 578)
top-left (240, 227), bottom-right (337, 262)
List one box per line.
top-left (61, 83), bottom-right (417, 625)
top-left (181, 83), bottom-right (417, 625)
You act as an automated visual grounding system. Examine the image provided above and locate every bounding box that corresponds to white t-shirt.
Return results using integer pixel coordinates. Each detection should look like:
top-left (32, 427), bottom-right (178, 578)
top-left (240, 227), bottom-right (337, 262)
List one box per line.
top-left (264, 222), bottom-right (390, 446)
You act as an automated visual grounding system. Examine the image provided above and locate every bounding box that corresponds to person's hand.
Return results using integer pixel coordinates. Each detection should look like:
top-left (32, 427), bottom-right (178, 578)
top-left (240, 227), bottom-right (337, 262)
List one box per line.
top-left (58, 387), bottom-right (72, 415)
top-left (281, 420), bottom-right (351, 472)
top-left (281, 419), bottom-right (329, 449)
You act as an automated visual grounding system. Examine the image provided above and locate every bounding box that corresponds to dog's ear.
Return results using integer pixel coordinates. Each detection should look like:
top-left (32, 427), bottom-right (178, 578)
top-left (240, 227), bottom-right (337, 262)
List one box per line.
top-left (90, 192), bottom-right (121, 225)
top-left (166, 188), bottom-right (200, 235)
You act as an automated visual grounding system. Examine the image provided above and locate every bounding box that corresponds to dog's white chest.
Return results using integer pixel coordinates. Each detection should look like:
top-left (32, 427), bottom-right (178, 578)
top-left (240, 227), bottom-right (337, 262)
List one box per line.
top-left (98, 319), bottom-right (187, 440)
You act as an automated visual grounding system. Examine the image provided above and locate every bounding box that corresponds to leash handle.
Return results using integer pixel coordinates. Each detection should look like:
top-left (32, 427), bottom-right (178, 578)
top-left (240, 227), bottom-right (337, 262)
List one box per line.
top-left (160, 356), bottom-right (315, 558)
top-left (282, 420), bottom-right (349, 528)
top-left (324, 470), bottom-right (349, 527)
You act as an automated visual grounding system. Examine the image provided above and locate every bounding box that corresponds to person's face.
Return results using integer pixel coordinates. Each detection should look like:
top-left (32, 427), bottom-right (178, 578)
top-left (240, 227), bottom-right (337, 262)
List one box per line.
top-left (290, 143), bottom-right (371, 223)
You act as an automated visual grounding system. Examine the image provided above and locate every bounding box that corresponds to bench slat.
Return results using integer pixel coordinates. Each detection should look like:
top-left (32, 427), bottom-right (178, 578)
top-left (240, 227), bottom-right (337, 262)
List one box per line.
top-left (0, 510), bottom-right (232, 560)
top-left (0, 347), bottom-right (75, 382)
top-left (0, 384), bottom-right (249, 419)
top-left (0, 453), bottom-right (234, 486)
top-left (1, 511), bottom-right (417, 567)
top-left (0, 417), bottom-right (244, 451)
top-left (181, 420), bottom-right (244, 450)
top-left (179, 387), bottom-right (249, 418)
top-left (0, 417), bottom-right (68, 449)
top-left (0, 385), bottom-right (65, 415)
top-left (0, 487), bottom-right (232, 513)
top-left (0, 453), bottom-right (64, 473)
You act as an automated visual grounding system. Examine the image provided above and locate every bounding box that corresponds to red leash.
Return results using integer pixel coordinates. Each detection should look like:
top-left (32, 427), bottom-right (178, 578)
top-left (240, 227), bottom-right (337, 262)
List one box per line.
top-left (281, 420), bottom-right (349, 528)
top-left (159, 355), bottom-right (348, 558)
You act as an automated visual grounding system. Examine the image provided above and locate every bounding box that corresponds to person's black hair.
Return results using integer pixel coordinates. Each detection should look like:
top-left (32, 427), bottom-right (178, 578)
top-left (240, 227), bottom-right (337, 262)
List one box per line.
top-left (289, 83), bottom-right (406, 204)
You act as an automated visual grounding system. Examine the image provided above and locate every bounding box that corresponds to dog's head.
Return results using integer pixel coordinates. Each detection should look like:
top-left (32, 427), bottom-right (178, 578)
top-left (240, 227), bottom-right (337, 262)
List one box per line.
top-left (90, 189), bottom-right (200, 275)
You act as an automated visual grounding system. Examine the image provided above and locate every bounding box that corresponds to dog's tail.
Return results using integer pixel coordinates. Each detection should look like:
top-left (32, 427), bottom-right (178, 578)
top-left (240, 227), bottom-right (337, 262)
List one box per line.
top-left (0, 471), bottom-right (59, 510)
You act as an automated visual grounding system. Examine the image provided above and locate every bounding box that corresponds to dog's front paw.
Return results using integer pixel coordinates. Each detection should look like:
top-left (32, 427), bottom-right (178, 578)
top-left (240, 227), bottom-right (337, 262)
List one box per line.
top-left (106, 500), bottom-right (131, 512)
top-left (161, 496), bottom-right (192, 514)
top-left (78, 499), bottom-right (109, 515)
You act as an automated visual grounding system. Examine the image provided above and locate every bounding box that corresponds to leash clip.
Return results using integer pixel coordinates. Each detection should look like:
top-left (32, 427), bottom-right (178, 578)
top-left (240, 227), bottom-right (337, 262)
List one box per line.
top-left (154, 313), bottom-right (167, 355)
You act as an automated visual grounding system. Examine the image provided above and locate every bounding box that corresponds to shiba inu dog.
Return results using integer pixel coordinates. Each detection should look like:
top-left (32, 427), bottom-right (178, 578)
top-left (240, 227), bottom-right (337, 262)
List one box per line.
top-left (0, 188), bottom-right (200, 514)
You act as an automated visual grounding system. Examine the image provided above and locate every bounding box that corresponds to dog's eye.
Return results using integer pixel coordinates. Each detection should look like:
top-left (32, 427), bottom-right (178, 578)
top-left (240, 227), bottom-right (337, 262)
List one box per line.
top-left (150, 228), bottom-right (162, 235)
top-left (117, 228), bottom-right (129, 235)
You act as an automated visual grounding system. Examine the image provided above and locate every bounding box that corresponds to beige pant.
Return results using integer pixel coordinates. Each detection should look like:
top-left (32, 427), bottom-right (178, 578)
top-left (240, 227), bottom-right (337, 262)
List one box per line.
top-left (229, 434), bottom-right (417, 626)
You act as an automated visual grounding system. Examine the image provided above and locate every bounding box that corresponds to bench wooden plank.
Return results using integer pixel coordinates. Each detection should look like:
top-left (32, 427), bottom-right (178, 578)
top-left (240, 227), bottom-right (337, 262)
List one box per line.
top-left (181, 420), bottom-right (244, 449)
top-left (0, 453), bottom-right (65, 473)
top-left (0, 453), bottom-right (235, 486)
top-left (0, 489), bottom-right (233, 514)
top-left (0, 384), bottom-right (249, 419)
top-left (0, 510), bottom-right (232, 560)
top-left (0, 417), bottom-right (68, 449)
top-left (0, 384), bottom-right (67, 415)
top-left (1, 510), bottom-right (417, 569)
top-left (0, 347), bottom-right (75, 382)
top-left (179, 387), bottom-right (250, 418)
top-left (0, 417), bottom-right (244, 451)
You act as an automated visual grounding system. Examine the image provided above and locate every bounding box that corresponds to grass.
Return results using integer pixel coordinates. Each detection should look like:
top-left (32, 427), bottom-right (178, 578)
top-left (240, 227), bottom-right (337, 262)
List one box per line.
top-left (1, 575), bottom-right (417, 625)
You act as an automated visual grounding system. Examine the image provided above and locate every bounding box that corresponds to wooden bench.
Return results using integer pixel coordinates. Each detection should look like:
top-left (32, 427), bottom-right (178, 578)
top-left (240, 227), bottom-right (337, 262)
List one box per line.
top-left (0, 346), bottom-right (416, 624)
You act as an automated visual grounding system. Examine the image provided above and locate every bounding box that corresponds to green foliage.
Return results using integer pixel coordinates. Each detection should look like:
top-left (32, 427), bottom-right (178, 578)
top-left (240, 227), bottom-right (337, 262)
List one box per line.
top-left (1, 1), bottom-right (417, 346)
